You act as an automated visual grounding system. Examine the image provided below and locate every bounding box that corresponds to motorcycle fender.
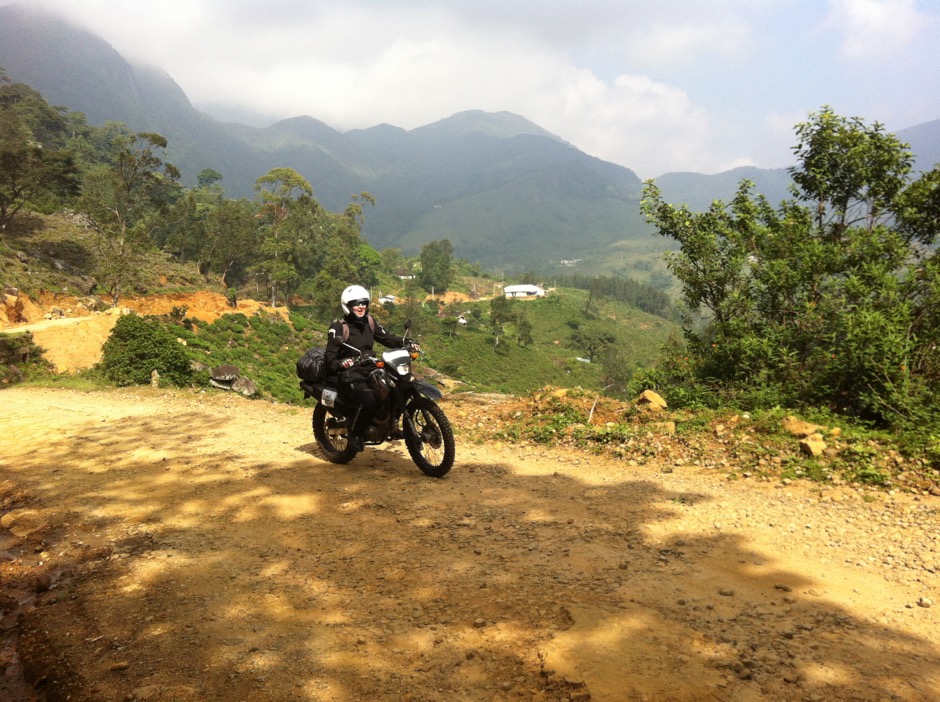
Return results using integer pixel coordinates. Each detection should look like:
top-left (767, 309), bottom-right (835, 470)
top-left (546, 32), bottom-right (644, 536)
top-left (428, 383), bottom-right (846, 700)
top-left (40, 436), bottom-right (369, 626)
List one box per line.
top-left (414, 380), bottom-right (443, 401)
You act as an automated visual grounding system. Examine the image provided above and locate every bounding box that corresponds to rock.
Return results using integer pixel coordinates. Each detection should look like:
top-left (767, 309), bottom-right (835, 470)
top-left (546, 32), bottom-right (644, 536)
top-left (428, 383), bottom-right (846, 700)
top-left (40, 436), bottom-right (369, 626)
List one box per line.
top-left (150, 369), bottom-right (160, 388)
top-left (210, 364), bottom-right (241, 382)
top-left (209, 364), bottom-right (241, 389)
top-left (917, 597), bottom-right (933, 608)
top-left (0, 508), bottom-right (48, 537)
top-left (637, 389), bottom-right (667, 410)
top-left (800, 434), bottom-right (827, 457)
top-left (783, 415), bottom-right (824, 438)
top-left (232, 376), bottom-right (257, 397)
top-left (35, 572), bottom-right (51, 593)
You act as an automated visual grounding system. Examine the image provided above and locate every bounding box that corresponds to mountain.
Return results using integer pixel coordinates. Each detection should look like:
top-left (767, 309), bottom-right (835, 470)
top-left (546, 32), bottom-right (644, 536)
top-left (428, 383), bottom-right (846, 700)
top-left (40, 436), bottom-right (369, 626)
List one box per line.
top-left (2, 4), bottom-right (937, 275)
top-left (653, 166), bottom-right (795, 212)
top-left (1, 4), bottom-right (652, 271)
top-left (898, 118), bottom-right (940, 173)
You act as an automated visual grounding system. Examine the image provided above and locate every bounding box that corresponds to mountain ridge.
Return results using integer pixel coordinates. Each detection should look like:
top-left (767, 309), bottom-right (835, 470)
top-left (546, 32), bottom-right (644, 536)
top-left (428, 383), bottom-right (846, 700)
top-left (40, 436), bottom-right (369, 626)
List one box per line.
top-left (2, 3), bottom-right (938, 274)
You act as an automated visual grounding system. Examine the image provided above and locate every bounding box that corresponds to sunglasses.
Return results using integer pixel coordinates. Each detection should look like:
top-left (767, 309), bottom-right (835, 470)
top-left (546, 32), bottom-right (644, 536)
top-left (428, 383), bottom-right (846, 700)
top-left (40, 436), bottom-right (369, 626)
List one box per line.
top-left (350, 299), bottom-right (369, 307)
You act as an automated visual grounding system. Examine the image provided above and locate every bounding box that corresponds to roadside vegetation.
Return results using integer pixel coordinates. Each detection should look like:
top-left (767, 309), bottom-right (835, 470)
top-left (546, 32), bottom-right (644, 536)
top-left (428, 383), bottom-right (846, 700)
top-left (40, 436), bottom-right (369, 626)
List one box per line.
top-left (2, 72), bottom-right (939, 494)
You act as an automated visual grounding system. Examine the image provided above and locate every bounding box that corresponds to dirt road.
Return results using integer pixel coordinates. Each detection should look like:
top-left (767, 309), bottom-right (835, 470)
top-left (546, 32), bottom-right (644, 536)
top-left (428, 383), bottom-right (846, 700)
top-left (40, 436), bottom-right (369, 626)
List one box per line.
top-left (1, 385), bottom-right (939, 701)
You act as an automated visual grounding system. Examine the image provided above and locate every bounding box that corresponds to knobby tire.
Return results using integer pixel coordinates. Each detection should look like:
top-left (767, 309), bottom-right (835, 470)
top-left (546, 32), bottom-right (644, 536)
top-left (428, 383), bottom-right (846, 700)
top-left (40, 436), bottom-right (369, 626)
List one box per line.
top-left (403, 397), bottom-right (455, 477)
top-left (312, 403), bottom-right (358, 464)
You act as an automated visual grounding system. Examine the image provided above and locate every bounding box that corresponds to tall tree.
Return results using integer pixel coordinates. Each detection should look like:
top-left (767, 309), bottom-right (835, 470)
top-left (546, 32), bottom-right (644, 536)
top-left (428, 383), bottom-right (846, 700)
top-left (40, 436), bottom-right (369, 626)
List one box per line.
top-left (0, 75), bottom-right (79, 232)
top-left (253, 167), bottom-right (316, 306)
top-left (79, 125), bottom-right (181, 304)
top-left (308, 192), bottom-right (374, 321)
top-left (200, 198), bottom-right (259, 288)
top-left (418, 239), bottom-right (454, 293)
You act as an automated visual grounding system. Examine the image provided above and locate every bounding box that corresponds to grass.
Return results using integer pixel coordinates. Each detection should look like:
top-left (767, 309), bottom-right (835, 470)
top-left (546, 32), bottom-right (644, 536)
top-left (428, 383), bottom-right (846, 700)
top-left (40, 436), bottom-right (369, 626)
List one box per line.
top-left (421, 288), bottom-right (677, 395)
top-left (474, 390), bottom-right (940, 493)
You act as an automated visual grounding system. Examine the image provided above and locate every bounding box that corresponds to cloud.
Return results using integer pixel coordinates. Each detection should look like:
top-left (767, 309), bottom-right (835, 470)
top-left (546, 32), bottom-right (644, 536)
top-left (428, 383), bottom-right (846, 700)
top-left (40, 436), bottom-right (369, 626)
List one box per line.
top-left (623, 16), bottom-right (753, 66)
top-left (823, 0), bottom-right (928, 59)
top-left (61, 0), bottom-right (718, 177)
top-left (7, 0), bottom-right (938, 178)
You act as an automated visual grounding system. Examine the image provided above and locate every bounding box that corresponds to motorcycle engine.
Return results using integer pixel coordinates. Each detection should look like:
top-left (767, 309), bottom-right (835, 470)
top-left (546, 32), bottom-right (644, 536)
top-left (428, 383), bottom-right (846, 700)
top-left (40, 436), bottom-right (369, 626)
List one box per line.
top-left (368, 368), bottom-right (390, 399)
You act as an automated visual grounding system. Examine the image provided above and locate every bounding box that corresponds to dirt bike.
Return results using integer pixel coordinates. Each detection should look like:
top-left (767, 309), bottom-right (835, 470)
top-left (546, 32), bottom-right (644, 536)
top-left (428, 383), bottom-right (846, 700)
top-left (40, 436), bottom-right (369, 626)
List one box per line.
top-left (299, 332), bottom-right (455, 477)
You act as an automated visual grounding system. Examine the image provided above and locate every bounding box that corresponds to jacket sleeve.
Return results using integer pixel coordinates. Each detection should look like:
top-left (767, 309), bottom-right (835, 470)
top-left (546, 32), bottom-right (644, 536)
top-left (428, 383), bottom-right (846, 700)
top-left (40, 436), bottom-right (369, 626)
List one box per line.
top-left (323, 322), bottom-right (348, 373)
top-left (373, 319), bottom-right (404, 348)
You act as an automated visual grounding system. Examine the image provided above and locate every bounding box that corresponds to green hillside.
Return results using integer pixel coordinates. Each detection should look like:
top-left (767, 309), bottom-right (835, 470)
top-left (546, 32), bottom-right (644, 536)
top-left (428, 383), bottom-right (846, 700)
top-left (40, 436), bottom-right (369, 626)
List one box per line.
top-left (418, 289), bottom-right (676, 395)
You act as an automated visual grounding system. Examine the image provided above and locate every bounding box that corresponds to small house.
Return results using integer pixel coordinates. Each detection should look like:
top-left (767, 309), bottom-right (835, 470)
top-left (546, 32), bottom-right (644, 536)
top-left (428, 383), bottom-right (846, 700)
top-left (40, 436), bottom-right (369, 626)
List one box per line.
top-left (503, 284), bottom-right (545, 299)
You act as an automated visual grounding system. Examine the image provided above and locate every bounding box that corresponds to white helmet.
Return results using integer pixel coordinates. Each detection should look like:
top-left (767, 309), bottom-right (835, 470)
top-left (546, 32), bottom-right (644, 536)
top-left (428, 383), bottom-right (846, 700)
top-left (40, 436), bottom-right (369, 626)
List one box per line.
top-left (341, 285), bottom-right (371, 315)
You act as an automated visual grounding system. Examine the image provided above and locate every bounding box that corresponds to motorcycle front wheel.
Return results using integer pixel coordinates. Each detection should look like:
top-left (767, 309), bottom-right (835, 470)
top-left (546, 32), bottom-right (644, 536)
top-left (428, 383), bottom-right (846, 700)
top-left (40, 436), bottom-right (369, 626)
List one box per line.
top-left (312, 403), bottom-right (358, 464)
top-left (403, 397), bottom-right (455, 477)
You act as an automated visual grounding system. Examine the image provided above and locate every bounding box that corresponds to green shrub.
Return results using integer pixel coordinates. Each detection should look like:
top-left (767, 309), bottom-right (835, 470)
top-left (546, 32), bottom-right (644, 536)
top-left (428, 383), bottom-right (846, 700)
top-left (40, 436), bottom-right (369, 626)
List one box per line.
top-left (0, 332), bottom-right (53, 384)
top-left (97, 314), bottom-right (194, 387)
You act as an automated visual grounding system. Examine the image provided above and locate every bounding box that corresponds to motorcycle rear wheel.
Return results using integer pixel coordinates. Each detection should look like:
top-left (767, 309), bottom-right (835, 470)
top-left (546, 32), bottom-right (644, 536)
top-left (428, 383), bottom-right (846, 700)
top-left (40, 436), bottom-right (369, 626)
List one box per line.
top-left (403, 397), bottom-right (455, 477)
top-left (312, 404), bottom-right (358, 464)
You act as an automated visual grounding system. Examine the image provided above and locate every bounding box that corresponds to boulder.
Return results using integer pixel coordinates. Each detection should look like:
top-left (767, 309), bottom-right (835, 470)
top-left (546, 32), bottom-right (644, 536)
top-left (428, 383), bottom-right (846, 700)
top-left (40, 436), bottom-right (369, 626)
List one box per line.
top-left (783, 415), bottom-right (824, 438)
top-left (232, 376), bottom-right (257, 397)
top-left (209, 364), bottom-right (256, 396)
top-left (799, 433), bottom-right (827, 457)
top-left (210, 364), bottom-right (240, 382)
top-left (637, 389), bottom-right (668, 412)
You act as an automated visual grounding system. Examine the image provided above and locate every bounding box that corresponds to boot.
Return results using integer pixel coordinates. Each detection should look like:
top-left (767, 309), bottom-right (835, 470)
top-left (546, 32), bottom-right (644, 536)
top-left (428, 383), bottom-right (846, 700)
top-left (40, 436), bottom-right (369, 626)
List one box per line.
top-left (347, 406), bottom-right (367, 452)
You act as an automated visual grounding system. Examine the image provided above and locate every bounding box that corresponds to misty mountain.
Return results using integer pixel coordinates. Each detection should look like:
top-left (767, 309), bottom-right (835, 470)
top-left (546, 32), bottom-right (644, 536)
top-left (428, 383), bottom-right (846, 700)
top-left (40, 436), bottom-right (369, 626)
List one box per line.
top-left (898, 118), bottom-right (940, 174)
top-left (2, 4), bottom-right (937, 274)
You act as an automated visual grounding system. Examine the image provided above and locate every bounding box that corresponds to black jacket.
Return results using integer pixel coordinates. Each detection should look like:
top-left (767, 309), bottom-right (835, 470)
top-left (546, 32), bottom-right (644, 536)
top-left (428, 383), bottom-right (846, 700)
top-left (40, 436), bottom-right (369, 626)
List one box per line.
top-left (323, 313), bottom-right (404, 375)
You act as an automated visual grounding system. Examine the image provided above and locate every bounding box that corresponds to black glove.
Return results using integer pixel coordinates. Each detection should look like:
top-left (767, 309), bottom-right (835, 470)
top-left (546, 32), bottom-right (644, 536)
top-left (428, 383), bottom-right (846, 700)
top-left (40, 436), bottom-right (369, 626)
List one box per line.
top-left (340, 357), bottom-right (356, 370)
top-left (404, 337), bottom-right (421, 352)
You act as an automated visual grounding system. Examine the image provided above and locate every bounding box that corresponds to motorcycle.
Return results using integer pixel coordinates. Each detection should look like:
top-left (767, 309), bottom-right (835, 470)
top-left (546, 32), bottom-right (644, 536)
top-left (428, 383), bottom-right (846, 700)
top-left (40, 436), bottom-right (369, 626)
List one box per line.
top-left (299, 328), bottom-right (455, 477)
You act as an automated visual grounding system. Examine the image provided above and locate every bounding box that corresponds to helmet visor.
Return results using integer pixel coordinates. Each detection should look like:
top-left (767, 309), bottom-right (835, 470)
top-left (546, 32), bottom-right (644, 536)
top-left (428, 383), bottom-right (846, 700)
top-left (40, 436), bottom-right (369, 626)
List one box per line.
top-left (349, 299), bottom-right (369, 308)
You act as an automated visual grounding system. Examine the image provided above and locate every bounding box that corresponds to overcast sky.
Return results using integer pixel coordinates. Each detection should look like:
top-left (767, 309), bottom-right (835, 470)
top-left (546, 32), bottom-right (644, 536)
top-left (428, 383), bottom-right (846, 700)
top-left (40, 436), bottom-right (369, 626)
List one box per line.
top-left (5, 0), bottom-right (939, 178)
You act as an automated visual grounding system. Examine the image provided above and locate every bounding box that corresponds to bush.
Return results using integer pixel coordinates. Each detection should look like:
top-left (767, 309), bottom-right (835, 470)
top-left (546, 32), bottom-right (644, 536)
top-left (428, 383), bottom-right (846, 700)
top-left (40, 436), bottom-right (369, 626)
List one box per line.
top-left (0, 333), bottom-right (53, 384)
top-left (97, 314), bottom-right (193, 387)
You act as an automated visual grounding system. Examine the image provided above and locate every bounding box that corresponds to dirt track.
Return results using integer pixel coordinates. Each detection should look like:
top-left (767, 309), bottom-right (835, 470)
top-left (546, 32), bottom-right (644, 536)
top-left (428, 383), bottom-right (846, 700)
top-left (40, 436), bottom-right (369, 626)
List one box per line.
top-left (2, 385), bottom-right (939, 701)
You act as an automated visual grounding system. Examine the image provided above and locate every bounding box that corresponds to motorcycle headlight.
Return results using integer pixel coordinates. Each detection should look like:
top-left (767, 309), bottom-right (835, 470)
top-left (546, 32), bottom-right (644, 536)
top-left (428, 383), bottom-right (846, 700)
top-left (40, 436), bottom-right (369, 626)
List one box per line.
top-left (395, 361), bottom-right (411, 376)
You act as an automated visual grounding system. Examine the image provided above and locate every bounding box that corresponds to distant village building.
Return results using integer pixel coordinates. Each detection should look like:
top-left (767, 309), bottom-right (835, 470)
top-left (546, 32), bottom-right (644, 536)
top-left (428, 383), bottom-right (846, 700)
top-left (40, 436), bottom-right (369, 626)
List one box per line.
top-left (503, 284), bottom-right (546, 299)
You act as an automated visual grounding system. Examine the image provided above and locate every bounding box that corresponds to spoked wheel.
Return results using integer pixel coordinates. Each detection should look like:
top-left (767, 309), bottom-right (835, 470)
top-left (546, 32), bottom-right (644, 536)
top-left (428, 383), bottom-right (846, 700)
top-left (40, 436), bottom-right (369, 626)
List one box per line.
top-left (312, 404), bottom-right (358, 464)
top-left (403, 397), bottom-right (455, 477)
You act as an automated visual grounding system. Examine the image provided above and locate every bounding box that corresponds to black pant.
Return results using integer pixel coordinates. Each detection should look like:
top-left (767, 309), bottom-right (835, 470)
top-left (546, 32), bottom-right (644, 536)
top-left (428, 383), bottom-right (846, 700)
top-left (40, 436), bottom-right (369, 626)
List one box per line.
top-left (340, 370), bottom-right (379, 436)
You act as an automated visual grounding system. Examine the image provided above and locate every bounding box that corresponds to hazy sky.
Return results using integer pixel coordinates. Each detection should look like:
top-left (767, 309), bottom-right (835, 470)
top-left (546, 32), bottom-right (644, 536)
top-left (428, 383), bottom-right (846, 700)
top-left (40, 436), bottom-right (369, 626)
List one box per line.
top-left (5, 0), bottom-right (939, 178)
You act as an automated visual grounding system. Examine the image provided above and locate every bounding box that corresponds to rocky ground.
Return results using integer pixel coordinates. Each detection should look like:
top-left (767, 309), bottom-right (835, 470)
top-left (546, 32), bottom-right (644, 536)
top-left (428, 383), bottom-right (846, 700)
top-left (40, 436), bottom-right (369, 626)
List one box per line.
top-left (1, 294), bottom-right (939, 701)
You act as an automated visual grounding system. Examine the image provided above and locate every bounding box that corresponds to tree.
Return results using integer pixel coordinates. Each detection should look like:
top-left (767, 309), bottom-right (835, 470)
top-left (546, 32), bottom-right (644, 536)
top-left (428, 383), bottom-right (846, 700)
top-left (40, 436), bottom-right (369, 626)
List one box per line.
top-left (213, 199), bottom-right (260, 287)
top-left (569, 321), bottom-right (615, 362)
top-left (418, 239), bottom-right (454, 293)
top-left (253, 168), bottom-right (316, 306)
top-left (488, 294), bottom-right (514, 349)
top-left (308, 192), bottom-right (374, 321)
top-left (79, 125), bottom-right (181, 304)
top-left (516, 314), bottom-right (534, 348)
top-left (0, 76), bottom-right (80, 232)
top-left (642, 107), bottom-right (940, 427)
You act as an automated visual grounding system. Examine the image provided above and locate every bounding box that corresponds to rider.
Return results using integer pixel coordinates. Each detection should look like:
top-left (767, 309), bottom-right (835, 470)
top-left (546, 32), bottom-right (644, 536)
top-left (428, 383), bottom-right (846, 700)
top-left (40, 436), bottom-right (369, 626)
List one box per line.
top-left (323, 285), bottom-right (416, 452)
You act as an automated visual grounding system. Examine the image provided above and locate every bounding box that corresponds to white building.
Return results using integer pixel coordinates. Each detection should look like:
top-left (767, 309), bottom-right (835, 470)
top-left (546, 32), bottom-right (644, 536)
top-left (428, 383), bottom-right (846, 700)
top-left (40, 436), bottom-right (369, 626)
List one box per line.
top-left (503, 284), bottom-right (545, 299)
